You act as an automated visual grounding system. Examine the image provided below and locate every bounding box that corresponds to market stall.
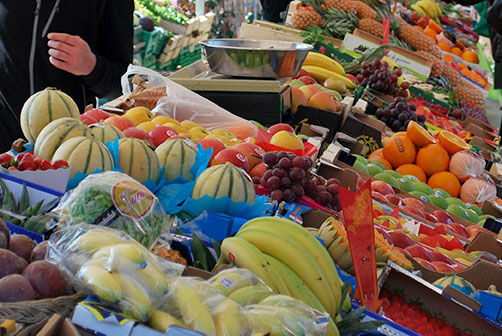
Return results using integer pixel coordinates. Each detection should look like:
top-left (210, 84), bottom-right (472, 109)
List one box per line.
top-left (2, 1), bottom-right (502, 335)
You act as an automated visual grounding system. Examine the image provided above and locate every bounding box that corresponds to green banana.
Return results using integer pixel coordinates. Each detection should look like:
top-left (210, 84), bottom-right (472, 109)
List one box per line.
top-left (227, 285), bottom-right (273, 306)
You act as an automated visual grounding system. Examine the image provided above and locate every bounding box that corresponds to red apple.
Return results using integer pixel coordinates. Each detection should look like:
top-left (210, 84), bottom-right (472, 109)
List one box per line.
top-left (372, 192), bottom-right (388, 203)
top-left (85, 108), bottom-right (110, 122)
top-left (386, 194), bottom-right (402, 206)
top-left (371, 181), bottom-right (395, 196)
top-left (405, 244), bottom-right (434, 262)
top-left (375, 226), bottom-right (393, 245)
top-left (123, 127), bottom-right (154, 147)
top-left (299, 75), bottom-right (317, 85)
top-left (104, 116), bottom-right (135, 131)
top-left (432, 210), bottom-right (454, 224)
top-left (402, 206), bottom-right (426, 219)
top-left (449, 223), bottom-right (470, 239)
top-left (388, 231), bottom-right (416, 249)
top-left (425, 213), bottom-right (439, 223)
top-left (198, 138), bottom-right (226, 162)
top-left (232, 142), bottom-right (265, 170)
top-left (415, 258), bottom-right (435, 271)
top-left (267, 123), bottom-right (295, 135)
top-left (430, 251), bottom-right (455, 265)
top-left (212, 149), bottom-right (250, 172)
top-left (80, 113), bottom-right (98, 126)
top-left (431, 261), bottom-right (456, 273)
top-left (150, 126), bottom-right (179, 147)
top-left (250, 162), bottom-right (266, 179)
top-left (402, 197), bottom-right (426, 212)
top-left (292, 69), bottom-right (309, 79)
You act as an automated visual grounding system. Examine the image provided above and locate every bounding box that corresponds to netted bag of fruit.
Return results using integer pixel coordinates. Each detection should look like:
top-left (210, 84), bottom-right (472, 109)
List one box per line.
top-left (52, 171), bottom-right (170, 248)
top-left (460, 175), bottom-right (497, 206)
top-left (245, 297), bottom-right (329, 336)
top-left (449, 150), bottom-right (485, 182)
top-left (46, 225), bottom-right (185, 322)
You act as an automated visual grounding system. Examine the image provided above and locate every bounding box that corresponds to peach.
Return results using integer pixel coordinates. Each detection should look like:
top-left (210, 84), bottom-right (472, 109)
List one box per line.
top-left (388, 231), bottom-right (415, 249)
top-left (371, 181), bottom-right (395, 196)
top-left (123, 127), bottom-right (154, 147)
top-left (198, 138), bottom-right (226, 162)
top-left (307, 91), bottom-right (339, 112)
top-left (150, 126), bottom-right (179, 147)
top-left (405, 244), bottom-right (434, 262)
top-left (269, 131), bottom-right (304, 151)
top-left (299, 75), bottom-right (317, 85)
top-left (232, 142), bottom-right (264, 169)
top-left (267, 123), bottom-right (295, 135)
top-left (431, 261), bottom-right (456, 273)
top-left (299, 84), bottom-right (322, 100)
top-left (415, 257), bottom-right (435, 271)
top-left (402, 198), bottom-right (425, 212)
top-left (250, 161), bottom-right (266, 179)
top-left (212, 149), bottom-right (250, 172)
top-left (432, 210), bottom-right (453, 224)
top-left (104, 116), bottom-right (135, 131)
top-left (291, 86), bottom-right (307, 114)
top-left (85, 108), bottom-right (110, 122)
top-left (386, 194), bottom-right (402, 206)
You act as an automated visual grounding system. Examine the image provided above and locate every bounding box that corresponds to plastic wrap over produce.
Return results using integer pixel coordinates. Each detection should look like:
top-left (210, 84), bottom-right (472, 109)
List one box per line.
top-left (121, 65), bottom-right (258, 140)
top-left (47, 225), bottom-right (185, 322)
top-left (52, 171), bottom-right (171, 248)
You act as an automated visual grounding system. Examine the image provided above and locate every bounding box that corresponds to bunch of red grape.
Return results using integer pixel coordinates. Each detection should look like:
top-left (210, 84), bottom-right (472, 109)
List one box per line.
top-left (450, 101), bottom-right (489, 124)
top-left (252, 151), bottom-right (341, 210)
top-left (375, 97), bottom-right (426, 132)
top-left (356, 60), bottom-right (409, 97)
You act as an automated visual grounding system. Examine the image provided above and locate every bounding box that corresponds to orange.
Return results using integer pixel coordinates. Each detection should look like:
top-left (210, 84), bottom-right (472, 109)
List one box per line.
top-left (424, 27), bottom-right (437, 41)
top-left (416, 143), bottom-right (450, 177)
top-left (396, 163), bottom-right (427, 183)
top-left (406, 121), bottom-right (436, 147)
top-left (369, 148), bottom-right (384, 159)
top-left (451, 47), bottom-right (462, 57)
top-left (444, 54), bottom-right (454, 64)
top-left (427, 171), bottom-right (461, 198)
top-left (438, 131), bottom-right (470, 155)
top-left (374, 157), bottom-right (393, 170)
top-left (437, 42), bottom-right (451, 52)
top-left (391, 131), bottom-right (408, 139)
top-left (382, 135), bottom-right (416, 168)
top-left (428, 20), bottom-right (443, 34)
top-left (461, 50), bottom-right (479, 64)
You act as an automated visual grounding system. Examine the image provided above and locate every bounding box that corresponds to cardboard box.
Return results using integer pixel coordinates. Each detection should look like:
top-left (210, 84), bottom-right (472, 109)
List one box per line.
top-left (464, 124), bottom-right (497, 141)
top-left (0, 167), bottom-right (70, 193)
top-left (289, 105), bottom-right (343, 144)
top-left (466, 231), bottom-right (502, 259)
top-left (464, 117), bottom-right (498, 134)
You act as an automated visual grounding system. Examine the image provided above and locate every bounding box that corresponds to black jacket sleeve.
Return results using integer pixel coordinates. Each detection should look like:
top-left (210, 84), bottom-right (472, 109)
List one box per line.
top-left (82, 0), bottom-right (134, 99)
top-left (443, 0), bottom-right (485, 5)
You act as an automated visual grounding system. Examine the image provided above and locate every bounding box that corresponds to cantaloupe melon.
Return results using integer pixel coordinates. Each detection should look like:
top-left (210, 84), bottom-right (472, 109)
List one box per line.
top-left (192, 162), bottom-right (255, 205)
top-left (34, 117), bottom-right (90, 161)
top-left (90, 123), bottom-right (124, 143)
top-left (118, 138), bottom-right (160, 184)
top-left (52, 136), bottom-right (114, 178)
top-left (155, 139), bottom-right (196, 182)
top-left (21, 88), bottom-right (80, 143)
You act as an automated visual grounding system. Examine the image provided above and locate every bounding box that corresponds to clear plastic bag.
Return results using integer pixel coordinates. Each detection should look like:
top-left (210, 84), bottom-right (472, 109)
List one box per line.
top-left (121, 65), bottom-right (258, 140)
top-left (47, 224), bottom-right (185, 322)
top-left (52, 171), bottom-right (171, 248)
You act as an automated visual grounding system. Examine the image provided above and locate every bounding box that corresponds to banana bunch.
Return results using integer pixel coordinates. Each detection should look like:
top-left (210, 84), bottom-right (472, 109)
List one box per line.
top-left (411, 0), bottom-right (443, 20)
top-left (302, 52), bottom-right (356, 90)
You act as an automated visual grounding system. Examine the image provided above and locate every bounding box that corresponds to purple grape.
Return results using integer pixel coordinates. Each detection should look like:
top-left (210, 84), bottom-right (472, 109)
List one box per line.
top-left (252, 176), bottom-right (261, 185)
top-left (272, 168), bottom-right (285, 178)
top-left (278, 157), bottom-right (291, 169)
top-left (289, 167), bottom-right (305, 181)
top-left (270, 190), bottom-right (283, 201)
top-left (372, 60), bottom-right (381, 67)
top-left (361, 61), bottom-right (370, 69)
top-left (267, 176), bottom-right (281, 190)
top-left (392, 120), bottom-right (402, 131)
top-left (290, 184), bottom-right (304, 198)
top-left (291, 156), bottom-right (306, 169)
top-left (283, 189), bottom-right (296, 202)
top-left (263, 152), bottom-right (277, 166)
top-left (303, 156), bottom-right (314, 169)
top-left (277, 151), bottom-right (288, 160)
top-left (263, 170), bottom-right (273, 181)
top-left (327, 184), bottom-right (339, 196)
top-left (281, 177), bottom-right (292, 188)
top-left (418, 114), bottom-right (426, 122)
top-left (316, 191), bottom-right (333, 205)
top-left (317, 185), bottom-right (327, 192)
top-left (287, 153), bottom-right (296, 161)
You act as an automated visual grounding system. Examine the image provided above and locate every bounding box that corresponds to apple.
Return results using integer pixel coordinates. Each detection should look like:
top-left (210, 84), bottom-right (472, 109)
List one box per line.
top-left (414, 258), bottom-right (435, 271)
top-left (386, 194), bottom-right (402, 206)
top-left (123, 127), bottom-right (154, 146)
top-left (292, 69), bottom-right (309, 79)
top-left (291, 86), bottom-right (307, 114)
top-left (150, 125), bottom-right (179, 147)
top-left (425, 213), bottom-right (439, 223)
top-left (104, 116), bottom-right (135, 131)
top-left (232, 142), bottom-right (265, 169)
top-left (345, 73), bottom-right (358, 85)
top-left (267, 123), bottom-right (295, 135)
top-left (371, 181), bottom-right (395, 196)
top-left (430, 251), bottom-right (455, 265)
top-left (431, 261), bottom-right (456, 273)
top-left (449, 223), bottom-right (470, 239)
top-left (307, 91), bottom-right (340, 112)
top-left (80, 113), bottom-right (98, 126)
top-left (372, 191), bottom-right (388, 203)
top-left (388, 231), bottom-right (415, 249)
top-left (402, 198), bottom-right (426, 212)
top-left (250, 161), bottom-right (266, 179)
top-left (405, 245), bottom-right (434, 262)
top-left (402, 205), bottom-right (426, 219)
top-left (299, 84), bottom-right (322, 100)
top-left (198, 138), bottom-right (226, 162)
top-left (85, 108), bottom-right (110, 122)
top-left (299, 75), bottom-right (317, 85)
top-left (269, 131), bottom-right (304, 151)
top-left (212, 149), bottom-right (250, 172)
top-left (432, 210), bottom-right (454, 224)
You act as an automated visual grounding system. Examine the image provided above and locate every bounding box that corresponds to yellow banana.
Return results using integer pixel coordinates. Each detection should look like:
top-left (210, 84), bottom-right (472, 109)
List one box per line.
top-left (113, 273), bottom-right (152, 321)
top-left (91, 244), bottom-right (146, 272)
top-left (304, 52), bottom-right (345, 75)
top-left (411, 4), bottom-right (426, 18)
top-left (220, 237), bottom-right (279, 293)
top-left (173, 285), bottom-right (216, 335)
top-left (227, 285), bottom-right (273, 306)
top-left (148, 310), bottom-right (184, 333)
top-left (73, 230), bottom-right (132, 254)
top-left (137, 265), bottom-right (169, 297)
top-left (213, 297), bottom-right (250, 336)
top-left (236, 226), bottom-right (336, 318)
top-left (416, 1), bottom-right (435, 19)
top-left (241, 217), bottom-right (342, 315)
top-left (208, 269), bottom-right (255, 296)
top-left (245, 308), bottom-right (289, 336)
top-left (78, 264), bottom-right (122, 303)
top-left (302, 65), bottom-right (355, 89)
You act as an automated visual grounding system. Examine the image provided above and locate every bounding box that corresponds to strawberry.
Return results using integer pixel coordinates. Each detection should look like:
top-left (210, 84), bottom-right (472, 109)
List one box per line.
top-left (15, 152), bottom-right (26, 162)
top-left (17, 160), bottom-right (36, 171)
top-left (0, 153), bottom-right (13, 167)
top-left (52, 159), bottom-right (69, 169)
top-left (8, 166), bottom-right (17, 170)
top-left (39, 160), bottom-right (52, 171)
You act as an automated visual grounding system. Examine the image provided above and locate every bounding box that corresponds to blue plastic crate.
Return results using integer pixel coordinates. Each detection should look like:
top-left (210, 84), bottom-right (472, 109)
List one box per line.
top-left (6, 221), bottom-right (44, 243)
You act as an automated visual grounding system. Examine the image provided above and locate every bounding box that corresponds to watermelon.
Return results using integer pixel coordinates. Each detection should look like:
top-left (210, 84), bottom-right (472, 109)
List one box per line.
top-left (155, 139), bottom-right (196, 182)
top-left (118, 138), bottom-right (160, 184)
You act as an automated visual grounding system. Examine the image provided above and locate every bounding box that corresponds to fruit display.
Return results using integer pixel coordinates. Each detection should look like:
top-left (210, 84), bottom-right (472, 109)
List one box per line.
top-left (356, 60), bottom-right (410, 97)
top-left (375, 97), bottom-right (426, 132)
top-left (0, 152), bottom-right (68, 172)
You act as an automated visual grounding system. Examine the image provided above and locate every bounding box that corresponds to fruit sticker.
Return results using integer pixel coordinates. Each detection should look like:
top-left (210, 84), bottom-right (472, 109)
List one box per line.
top-left (112, 181), bottom-right (155, 219)
top-left (236, 153), bottom-right (247, 164)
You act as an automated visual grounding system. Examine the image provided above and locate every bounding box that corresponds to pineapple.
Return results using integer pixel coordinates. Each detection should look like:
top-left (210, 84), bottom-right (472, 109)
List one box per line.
top-left (354, 1), bottom-right (376, 19)
top-left (358, 18), bottom-right (383, 38)
top-left (430, 45), bottom-right (444, 62)
top-left (291, 6), bottom-right (323, 30)
top-left (441, 62), bottom-right (463, 87)
top-left (416, 50), bottom-right (444, 77)
top-left (323, 8), bottom-right (359, 38)
top-left (324, 0), bottom-right (358, 14)
top-left (455, 78), bottom-right (486, 105)
top-left (389, 34), bottom-right (412, 51)
top-left (398, 22), bottom-right (435, 52)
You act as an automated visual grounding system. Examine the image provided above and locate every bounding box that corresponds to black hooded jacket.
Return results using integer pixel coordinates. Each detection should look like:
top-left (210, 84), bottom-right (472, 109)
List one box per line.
top-left (0, 0), bottom-right (134, 150)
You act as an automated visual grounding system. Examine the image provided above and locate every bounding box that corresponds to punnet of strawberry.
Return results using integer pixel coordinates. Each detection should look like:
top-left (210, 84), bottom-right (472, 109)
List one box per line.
top-left (0, 152), bottom-right (69, 171)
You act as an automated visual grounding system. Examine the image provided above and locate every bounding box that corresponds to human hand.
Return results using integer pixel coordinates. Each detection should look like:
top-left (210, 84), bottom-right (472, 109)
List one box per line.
top-left (47, 33), bottom-right (97, 76)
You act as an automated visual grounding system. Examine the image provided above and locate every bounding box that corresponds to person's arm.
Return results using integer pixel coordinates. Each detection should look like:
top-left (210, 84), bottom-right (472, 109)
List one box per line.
top-left (444, 0), bottom-right (485, 6)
